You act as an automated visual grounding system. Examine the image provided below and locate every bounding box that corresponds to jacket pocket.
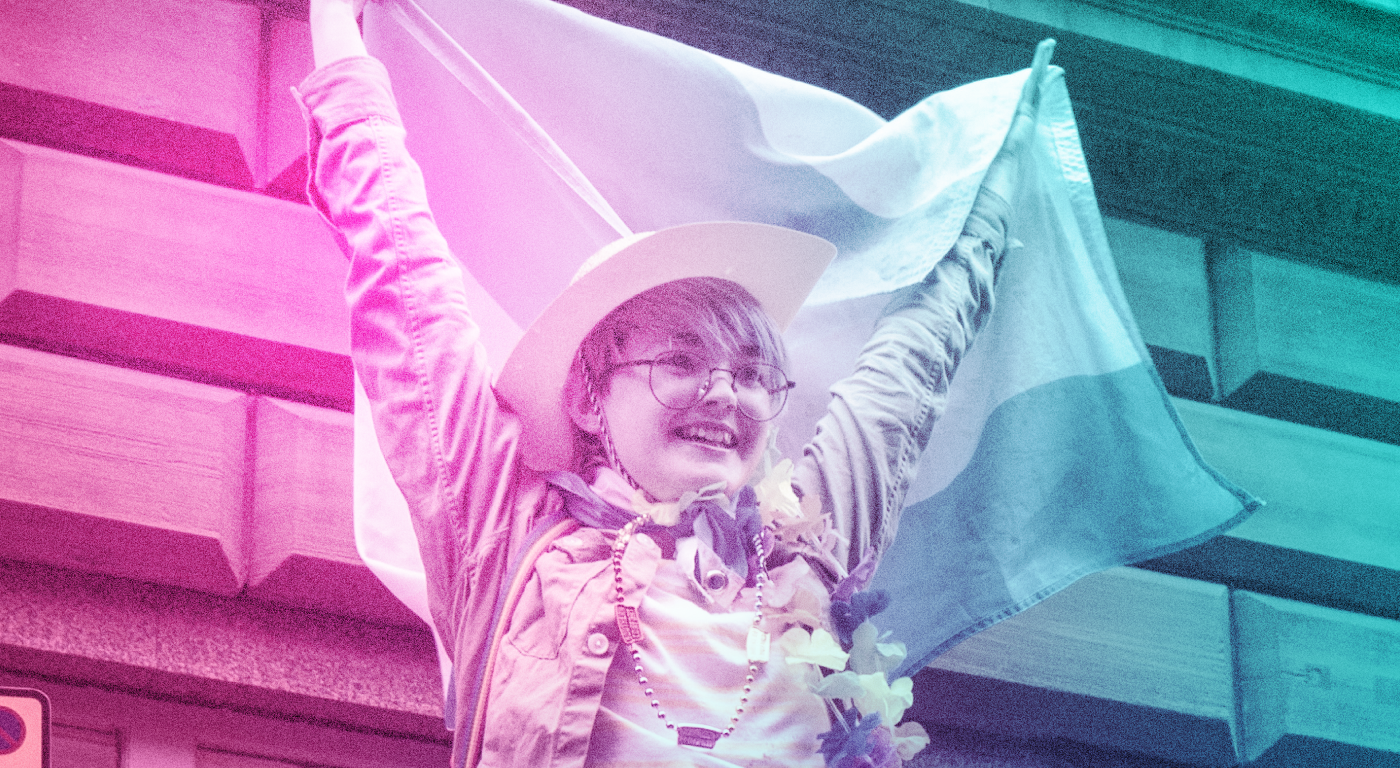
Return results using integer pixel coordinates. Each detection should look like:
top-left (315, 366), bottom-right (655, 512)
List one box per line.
top-left (505, 537), bottom-right (608, 660)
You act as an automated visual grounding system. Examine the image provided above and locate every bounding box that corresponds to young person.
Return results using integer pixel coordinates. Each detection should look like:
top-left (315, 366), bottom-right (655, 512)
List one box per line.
top-left (301, 1), bottom-right (1053, 765)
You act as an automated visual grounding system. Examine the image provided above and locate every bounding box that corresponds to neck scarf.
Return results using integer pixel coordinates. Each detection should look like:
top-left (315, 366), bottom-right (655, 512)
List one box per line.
top-left (546, 470), bottom-right (764, 580)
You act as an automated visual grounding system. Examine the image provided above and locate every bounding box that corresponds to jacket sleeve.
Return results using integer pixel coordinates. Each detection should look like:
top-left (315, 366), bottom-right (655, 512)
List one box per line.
top-left (793, 189), bottom-right (1010, 576)
top-left (295, 56), bottom-right (529, 646)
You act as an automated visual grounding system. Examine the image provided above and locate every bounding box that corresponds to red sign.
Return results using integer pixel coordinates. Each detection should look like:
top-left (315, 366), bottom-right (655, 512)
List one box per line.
top-left (0, 706), bottom-right (23, 755)
top-left (0, 689), bottom-right (48, 768)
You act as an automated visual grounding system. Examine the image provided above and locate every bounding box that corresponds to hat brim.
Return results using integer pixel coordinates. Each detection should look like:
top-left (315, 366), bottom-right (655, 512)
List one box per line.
top-left (496, 221), bottom-right (836, 471)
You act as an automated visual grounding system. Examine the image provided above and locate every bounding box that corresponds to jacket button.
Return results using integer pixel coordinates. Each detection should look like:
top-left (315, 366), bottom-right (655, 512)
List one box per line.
top-left (703, 570), bottom-right (729, 591)
top-left (587, 632), bottom-right (611, 656)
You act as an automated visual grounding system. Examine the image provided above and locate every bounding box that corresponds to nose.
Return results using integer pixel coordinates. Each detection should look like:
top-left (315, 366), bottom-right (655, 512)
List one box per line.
top-left (698, 369), bottom-right (739, 407)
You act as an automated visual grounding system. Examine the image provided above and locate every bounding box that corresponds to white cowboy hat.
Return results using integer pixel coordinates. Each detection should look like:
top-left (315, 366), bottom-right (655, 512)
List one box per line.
top-left (496, 221), bottom-right (836, 471)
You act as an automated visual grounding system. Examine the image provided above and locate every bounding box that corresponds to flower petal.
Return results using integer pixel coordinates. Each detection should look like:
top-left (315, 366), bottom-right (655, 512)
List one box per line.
top-left (754, 458), bottom-right (802, 524)
top-left (811, 670), bottom-right (864, 699)
top-left (853, 673), bottom-right (914, 727)
top-left (848, 620), bottom-right (881, 674)
top-left (778, 626), bottom-right (850, 671)
top-left (806, 628), bottom-right (851, 670)
top-left (893, 721), bottom-right (931, 761)
top-left (875, 639), bottom-right (907, 674)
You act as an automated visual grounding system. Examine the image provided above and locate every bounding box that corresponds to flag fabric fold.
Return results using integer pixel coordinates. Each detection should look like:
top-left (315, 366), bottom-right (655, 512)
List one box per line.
top-left (350, 0), bottom-right (1259, 697)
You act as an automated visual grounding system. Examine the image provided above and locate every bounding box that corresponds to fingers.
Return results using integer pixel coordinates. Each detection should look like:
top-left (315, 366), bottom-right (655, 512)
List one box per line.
top-left (1017, 38), bottom-right (1056, 118)
top-left (1031, 38), bottom-right (1056, 81)
top-left (988, 38), bottom-right (1057, 198)
top-left (310, 0), bottom-right (370, 67)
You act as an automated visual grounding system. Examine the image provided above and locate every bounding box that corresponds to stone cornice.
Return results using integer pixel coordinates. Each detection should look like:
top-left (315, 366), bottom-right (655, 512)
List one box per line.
top-left (1071, 0), bottom-right (1400, 86)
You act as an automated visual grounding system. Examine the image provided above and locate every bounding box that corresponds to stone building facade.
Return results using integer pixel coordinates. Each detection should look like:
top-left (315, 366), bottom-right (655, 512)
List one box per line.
top-left (0, 0), bottom-right (1396, 766)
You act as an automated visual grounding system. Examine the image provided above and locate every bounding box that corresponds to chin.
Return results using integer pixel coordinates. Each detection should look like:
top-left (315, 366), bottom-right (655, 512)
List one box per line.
top-left (695, 464), bottom-right (754, 497)
top-left (637, 440), bottom-right (762, 500)
top-left (655, 464), bottom-right (741, 500)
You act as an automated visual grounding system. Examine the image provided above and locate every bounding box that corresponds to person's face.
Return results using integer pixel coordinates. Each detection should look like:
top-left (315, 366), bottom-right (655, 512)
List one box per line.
top-left (598, 330), bottom-right (775, 502)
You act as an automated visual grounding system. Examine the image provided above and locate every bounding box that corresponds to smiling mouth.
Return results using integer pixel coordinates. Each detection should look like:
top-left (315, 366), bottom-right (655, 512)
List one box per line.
top-left (676, 424), bottom-right (736, 448)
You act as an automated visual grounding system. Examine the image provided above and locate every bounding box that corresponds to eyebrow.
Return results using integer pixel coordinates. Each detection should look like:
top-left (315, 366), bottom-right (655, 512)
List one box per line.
top-left (664, 331), bottom-right (768, 363)
top-left (668, 331), bottom-right (705, 348)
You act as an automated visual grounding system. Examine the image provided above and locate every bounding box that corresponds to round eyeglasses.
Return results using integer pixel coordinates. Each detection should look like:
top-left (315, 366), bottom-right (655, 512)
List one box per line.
top-left (608, 350), bottom-right (795, 422)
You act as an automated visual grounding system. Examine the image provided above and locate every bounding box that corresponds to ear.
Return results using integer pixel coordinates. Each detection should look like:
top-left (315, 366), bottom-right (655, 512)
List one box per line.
top-left (564, 375), bottom-right (603, 436)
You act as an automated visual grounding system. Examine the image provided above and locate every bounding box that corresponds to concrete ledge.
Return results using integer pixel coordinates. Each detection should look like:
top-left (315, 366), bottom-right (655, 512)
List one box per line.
top-left (0, 0), bottom-right (285, 187)
top-left (0, 344), bottom-right (247, 595)
top-left (0, 138), bottom-right (348, 355)
top-left (910, 566), bottom-right (1400, 765)
top-left (909, 668), bottom-right (1237, 767)
top-left (1235, 590), bottom-right (1400, 764)
top-left (0, 291), bottom-right (353, 411)
top-left (0, 668), bottom-right (449, 768)
top-left (1179, 400), bottom-right (1400, 577)
top-left (249, 397), bottom-right (422, 626)
top-left (0, 558), bottom-right (444, 740)
top-left (1109, 216), bottom-right (1400, 444)
top-left (918, 568), bottom-right (1236, 766)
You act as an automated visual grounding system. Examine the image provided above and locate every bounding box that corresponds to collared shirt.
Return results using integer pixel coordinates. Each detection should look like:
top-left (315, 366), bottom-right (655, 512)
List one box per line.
top-left (297, 55), bottom-right (1002, 768)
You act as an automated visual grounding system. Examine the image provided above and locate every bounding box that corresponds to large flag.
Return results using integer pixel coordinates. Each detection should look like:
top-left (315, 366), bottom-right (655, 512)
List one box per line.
top-left (350, 0), bottom-right (1260, 695)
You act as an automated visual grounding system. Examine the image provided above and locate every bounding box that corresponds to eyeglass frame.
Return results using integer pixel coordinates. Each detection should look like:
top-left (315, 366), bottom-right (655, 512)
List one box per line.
top-left (603, 352), bottom-right (796, 422)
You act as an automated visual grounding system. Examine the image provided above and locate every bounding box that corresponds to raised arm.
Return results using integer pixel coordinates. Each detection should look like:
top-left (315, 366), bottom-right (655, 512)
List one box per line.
top-left (298, 4), bottom-right (530, 647)
top-left (794, 40), bottom-right (1056, 577)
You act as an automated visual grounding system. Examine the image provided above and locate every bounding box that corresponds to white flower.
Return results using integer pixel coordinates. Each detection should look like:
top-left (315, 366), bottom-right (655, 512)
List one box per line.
top-left (893, 721), bottom-right (931, 760)
top-left (754, 459), bottom-right (801, 525)
top-left (852, 672), bottom-right (914, 728)
top-left (810, 670), bottom-right (862, 699)
top-left (779, 627), bottom-right (849, 671)
top-left (848, 620), bottom-right (907, 676)
top-left (758, 558), bottom-right (830, 636)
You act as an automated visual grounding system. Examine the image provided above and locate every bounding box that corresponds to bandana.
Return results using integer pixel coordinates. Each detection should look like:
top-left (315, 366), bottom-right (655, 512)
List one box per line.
top-left (546, 470), bottom-right (765, 581)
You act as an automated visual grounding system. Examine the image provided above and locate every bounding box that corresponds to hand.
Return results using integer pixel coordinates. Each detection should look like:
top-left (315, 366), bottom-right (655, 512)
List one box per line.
top-left (1003, 39), bottom-right (1056, 157)
top-left (979, 39), bottom-right (1056, 204)
top-left (310, 0), bottom-right (371, 68)
top-left (311, 0), bottom-right (370, 17)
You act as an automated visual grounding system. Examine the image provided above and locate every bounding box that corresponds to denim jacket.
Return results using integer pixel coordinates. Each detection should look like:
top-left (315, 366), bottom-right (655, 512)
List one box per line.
top-left (297, 55), bottom-right (1003, 768)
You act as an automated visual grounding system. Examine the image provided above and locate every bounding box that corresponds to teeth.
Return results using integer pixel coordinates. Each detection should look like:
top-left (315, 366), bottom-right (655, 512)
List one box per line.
top-left (682, 425), bottom-right (734, 447)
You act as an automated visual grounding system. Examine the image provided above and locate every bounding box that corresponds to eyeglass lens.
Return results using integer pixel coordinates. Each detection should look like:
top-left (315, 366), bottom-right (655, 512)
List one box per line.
top-left (648, 352), bottom-right (789, 421)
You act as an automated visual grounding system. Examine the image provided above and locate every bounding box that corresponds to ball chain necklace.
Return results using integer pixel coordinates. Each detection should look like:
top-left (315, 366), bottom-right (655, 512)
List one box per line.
top-left (611, 514), bottom-right (772, 750)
